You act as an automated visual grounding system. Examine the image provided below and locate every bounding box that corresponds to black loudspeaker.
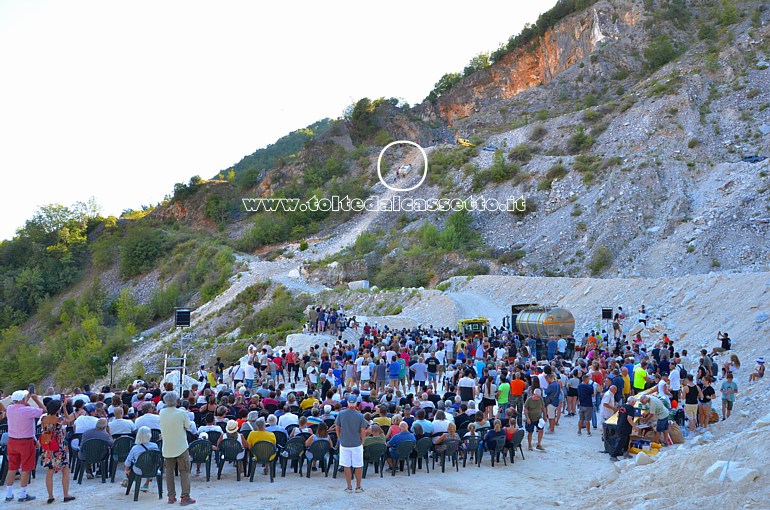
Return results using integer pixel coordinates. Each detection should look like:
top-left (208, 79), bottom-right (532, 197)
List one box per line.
top-left (603, 422), bottom-right (619, 453)
top-left (174, 308), bottom-right (191, 327)
top-left (602, 308), bottom-right (613, 320)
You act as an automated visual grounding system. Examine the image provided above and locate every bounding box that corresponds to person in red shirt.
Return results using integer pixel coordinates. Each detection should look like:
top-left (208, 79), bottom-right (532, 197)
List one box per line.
top-left (4, 390), bottom-right (44, 502)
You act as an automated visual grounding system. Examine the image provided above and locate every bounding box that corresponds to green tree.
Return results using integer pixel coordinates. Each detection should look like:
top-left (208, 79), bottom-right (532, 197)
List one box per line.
top-left (204, 195), bottom-right (231, 227)
top-left (426, 73), bottom-right (462, 102)
top-left (119, 227), bottom-right (165, 277)
top-left (644, 34), bottom-right (677, 70)
top-left (719, 0), bottom-right (739, 25)
top-left (463, 53), bottom-right (491, 77)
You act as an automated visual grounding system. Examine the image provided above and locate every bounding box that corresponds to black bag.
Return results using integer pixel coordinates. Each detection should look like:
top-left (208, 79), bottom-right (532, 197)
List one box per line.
top-left (678, 364), bottom-right (687, 379)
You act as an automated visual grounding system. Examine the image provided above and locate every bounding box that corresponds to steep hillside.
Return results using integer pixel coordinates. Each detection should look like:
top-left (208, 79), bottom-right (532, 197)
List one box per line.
top-left (305, 0), bottom-right (770, 283)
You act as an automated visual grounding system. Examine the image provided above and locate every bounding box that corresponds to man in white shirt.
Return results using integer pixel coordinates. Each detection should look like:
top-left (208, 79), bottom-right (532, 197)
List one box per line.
top-left (458, 372), bottom-right (477, 403)
top-left (600, 386), bottom-right (618, 428)
top-left (74, 406), bottom-right (98, 434)
top-left (244, 363), bottom-right (256, 389)
top-left (71, 390), bottom-right (90, 406)
top-left (109, 407), bottom-right (137, 435)
top-left (135, 404), bottom-right (161, 430)
top-left (669, 365), bottom-right (681, 402)
top-left (72, 405), bottom-right (99, 449)
top-left (277, 407), bottom-right (299, 429)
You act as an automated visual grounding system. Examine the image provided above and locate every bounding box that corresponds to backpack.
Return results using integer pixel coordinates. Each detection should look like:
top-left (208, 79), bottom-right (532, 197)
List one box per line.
top-left (678, 364), bottom-right (687, 380)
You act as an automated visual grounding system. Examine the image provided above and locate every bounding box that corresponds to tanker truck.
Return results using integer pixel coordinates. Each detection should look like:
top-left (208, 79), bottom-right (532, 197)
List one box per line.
top-left (501, 304), bottom-right (575, 338)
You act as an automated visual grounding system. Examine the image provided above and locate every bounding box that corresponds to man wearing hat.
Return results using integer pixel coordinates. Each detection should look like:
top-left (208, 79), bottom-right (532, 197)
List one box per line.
top-left (335, 394), bottom-right (369, 493)
top-left (4, 390), bottom-right (43, 502)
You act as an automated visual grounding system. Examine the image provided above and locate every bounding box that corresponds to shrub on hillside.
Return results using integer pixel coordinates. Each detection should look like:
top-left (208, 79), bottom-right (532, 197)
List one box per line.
top-left (509, 143), bottom-right (533, 163)
top-left (529, 125), bottom-right (548, 142)
top-left (644, 34), bottom-right (677, 70)
top-left (119, 227), bottom-right (166, 277)
top-left (589, 245), bottom-right (613, 275)
top-left (567, 127), bottom-right (595, 154)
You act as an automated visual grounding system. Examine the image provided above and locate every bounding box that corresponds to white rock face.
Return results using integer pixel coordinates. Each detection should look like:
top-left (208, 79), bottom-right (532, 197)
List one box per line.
top-left (348, 280), bottom-right (370, 290)
top-left (288, 268), bottom-right (301, 279)
top-left (634, 452), bottom-right (655, 466)
top-left (755, 412), bottom-right (770, 428)
top-left (705, 461), bottom-right (761, 484)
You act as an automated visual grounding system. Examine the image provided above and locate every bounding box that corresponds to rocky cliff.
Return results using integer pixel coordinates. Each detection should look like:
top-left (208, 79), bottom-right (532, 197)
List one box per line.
top-left (426, 0), bottom-right (644, 125)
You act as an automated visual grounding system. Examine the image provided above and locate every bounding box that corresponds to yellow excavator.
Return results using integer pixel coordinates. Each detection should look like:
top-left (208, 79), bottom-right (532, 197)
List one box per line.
top-left (456, 138), bottom-right (474, 147)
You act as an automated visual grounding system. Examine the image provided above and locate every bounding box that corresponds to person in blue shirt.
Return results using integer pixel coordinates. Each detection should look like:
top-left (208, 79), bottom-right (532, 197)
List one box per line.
top-left (386, 422), bottom-right (416, 468)
top-left (527, 337), bottom-right (537, 361)
top-left (544, 374), bottom-right (561, 433)
top-left (388, 357), bottom-right (400, 384)
top-left (611, 370), bottom-right (625, 404)
top-left (411, 409), bottom-right (433, 435)
top-left (547, 338), bottom-right (557, 361)
top-left (474, 360), bottom-right (486, 383)
top-left (577, 375), bottom-right (595, 436)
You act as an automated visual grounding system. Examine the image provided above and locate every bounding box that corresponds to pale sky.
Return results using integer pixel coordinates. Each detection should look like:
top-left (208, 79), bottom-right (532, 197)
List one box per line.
top-left (0, 0), bottom-right (557, 241)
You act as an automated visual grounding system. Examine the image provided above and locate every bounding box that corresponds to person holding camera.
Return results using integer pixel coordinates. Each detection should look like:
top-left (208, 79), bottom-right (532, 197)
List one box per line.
top-left (40, 399), bottom-right (76, 504)
top-left (4, 388), bottom-right (43, 502)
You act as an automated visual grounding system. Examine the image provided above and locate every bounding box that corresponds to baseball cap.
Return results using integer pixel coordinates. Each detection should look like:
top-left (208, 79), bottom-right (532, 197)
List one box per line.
top-left (84, 403), bottom-right (96, 413)
top-left (11, 390), bottom-right (27, 402)
top-left (324, 404), bottom-right (332, 414)
top-left (347, 394), bottom-right (357, 403)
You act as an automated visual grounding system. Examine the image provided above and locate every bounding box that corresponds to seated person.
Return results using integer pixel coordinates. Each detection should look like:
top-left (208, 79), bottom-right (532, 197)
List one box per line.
top-left (364, 424), bottom-right (387, 447)
top-left (434, 422), bottom-right (460, 454)
top-left (217, 420), bottom-right (248, 459)
top-left (122, 426), bottom-right (158, 489)
top-left (386, 422), bottom-right (416, 468)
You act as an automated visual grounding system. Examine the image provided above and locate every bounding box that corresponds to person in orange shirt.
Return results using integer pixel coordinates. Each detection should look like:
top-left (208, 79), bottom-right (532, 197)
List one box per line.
top-left (509, 372), bottom-right (527, 427)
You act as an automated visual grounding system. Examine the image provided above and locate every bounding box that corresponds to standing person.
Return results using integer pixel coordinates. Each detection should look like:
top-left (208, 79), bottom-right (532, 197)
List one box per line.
top-left (599, 386), bottom-right (618, 439)
top-left (566, 370), bottom-right (580, 417)
top-left (4, 390), bottom-right (44, 502)
top-left (524, 389), bottom-right (545, 452)
top-left (720, 373), bottom-right (738, 420)
top-left (335, 395), bottom-right (369, 494)
top-left (639, 394), bottom-right (671, 446)
top-left (496, 376), bottom-right (510, 417)
top-left (698, 377), bottom-right (716, 431)
top-left (681, 375), bottom-right (702, 434)
top-left (509, 372), bottom-right (526, 427)
top-left (40, 399), bottom-right (75, 504)
top-left (577, 375), bottom-right (594, 436)
top-left (481, 375), bottom-right (497, 422)
top-left (544, 374), bottom-right (560, 433)
top-left (159, 391), bottom-right (195, 506)
top-left (609, 396), bottom-right (636, 461)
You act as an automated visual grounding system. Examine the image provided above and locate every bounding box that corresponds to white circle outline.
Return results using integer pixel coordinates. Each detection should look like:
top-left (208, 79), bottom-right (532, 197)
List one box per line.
top-left (376, 140), bottom-right (428, 192)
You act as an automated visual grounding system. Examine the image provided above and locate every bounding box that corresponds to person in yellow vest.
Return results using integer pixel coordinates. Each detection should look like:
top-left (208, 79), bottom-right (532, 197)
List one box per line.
top-left (633, 361), bottom-right (650, 395)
